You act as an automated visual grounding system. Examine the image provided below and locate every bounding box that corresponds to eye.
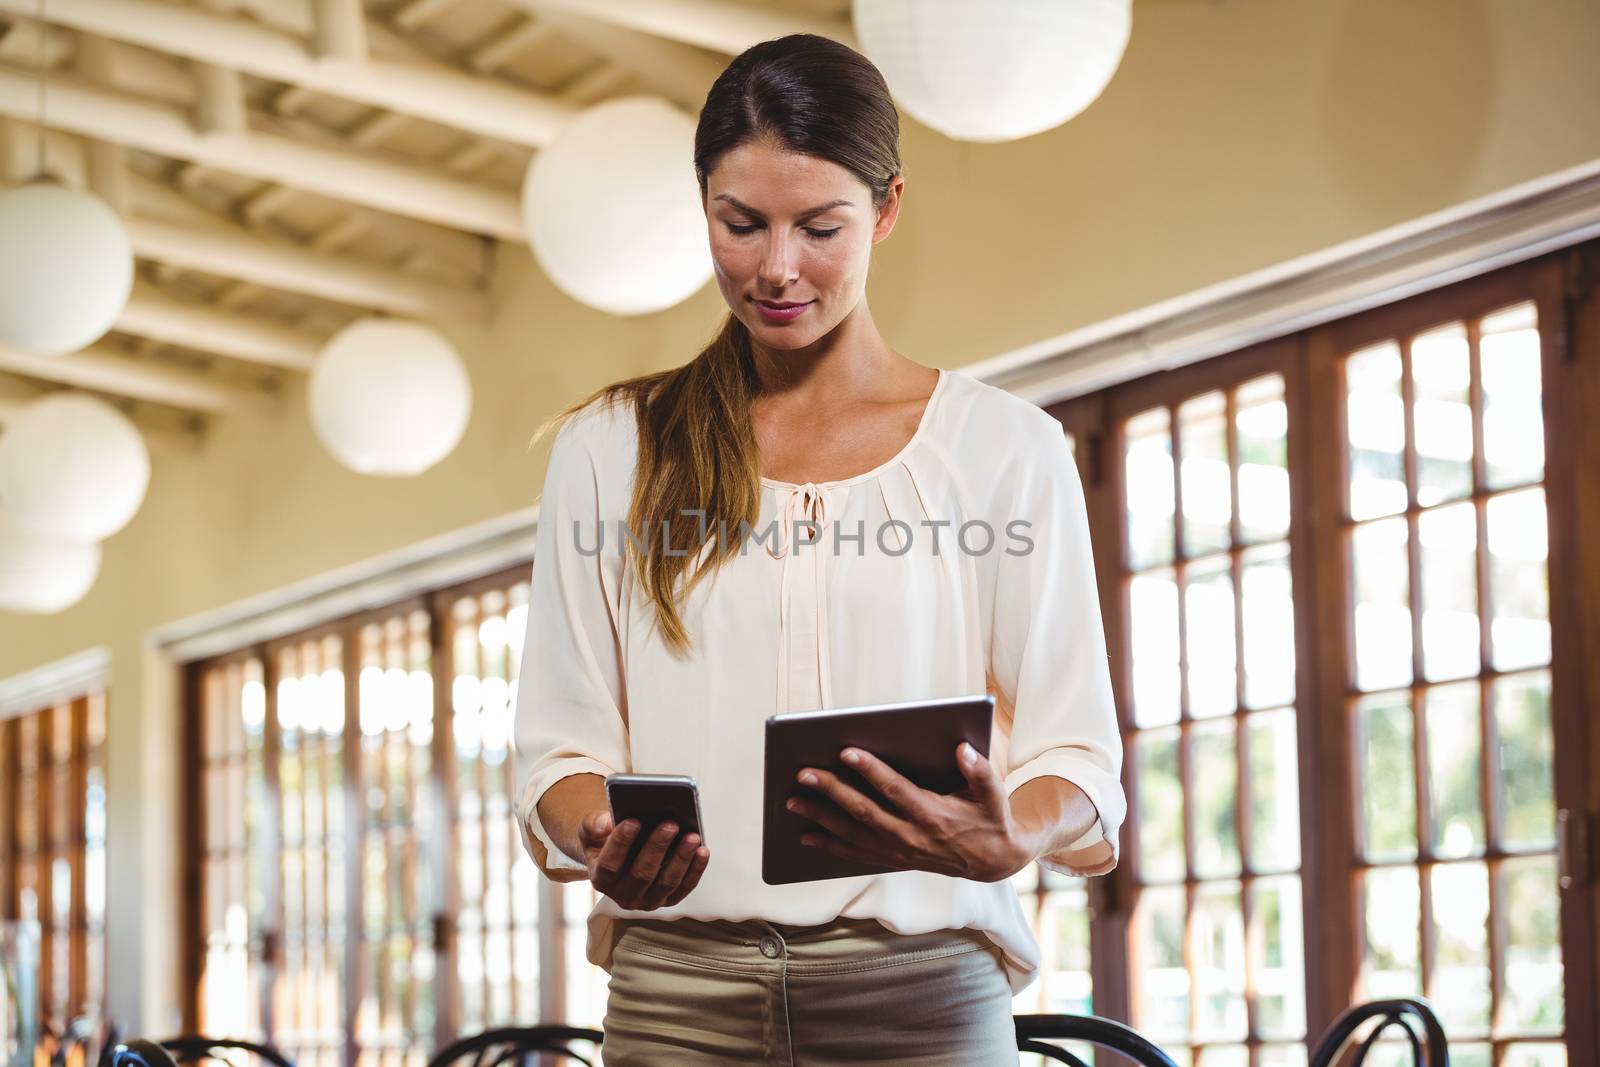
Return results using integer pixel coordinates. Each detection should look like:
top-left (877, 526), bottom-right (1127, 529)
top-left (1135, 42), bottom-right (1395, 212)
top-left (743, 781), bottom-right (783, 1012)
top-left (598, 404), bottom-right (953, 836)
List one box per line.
top-left (723, 222), bottom-right (840, 240)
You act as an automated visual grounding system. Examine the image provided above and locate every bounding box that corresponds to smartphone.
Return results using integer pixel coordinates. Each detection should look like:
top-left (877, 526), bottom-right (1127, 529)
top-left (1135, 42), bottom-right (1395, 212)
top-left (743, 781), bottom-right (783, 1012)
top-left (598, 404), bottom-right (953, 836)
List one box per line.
top-left (604, 773), bottom-right (704, 865)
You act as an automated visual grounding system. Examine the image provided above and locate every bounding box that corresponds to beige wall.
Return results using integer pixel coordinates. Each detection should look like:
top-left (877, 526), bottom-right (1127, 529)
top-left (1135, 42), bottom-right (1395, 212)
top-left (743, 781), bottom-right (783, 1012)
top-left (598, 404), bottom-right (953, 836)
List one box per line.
top-left (2, 0), bottom-right (1597, 1032)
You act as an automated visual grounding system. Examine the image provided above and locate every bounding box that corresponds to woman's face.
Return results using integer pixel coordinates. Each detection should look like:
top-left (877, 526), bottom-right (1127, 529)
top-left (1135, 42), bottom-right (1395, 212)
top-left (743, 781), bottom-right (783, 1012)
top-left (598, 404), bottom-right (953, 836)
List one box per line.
top-left (702, 138), bottom-right (902, 349)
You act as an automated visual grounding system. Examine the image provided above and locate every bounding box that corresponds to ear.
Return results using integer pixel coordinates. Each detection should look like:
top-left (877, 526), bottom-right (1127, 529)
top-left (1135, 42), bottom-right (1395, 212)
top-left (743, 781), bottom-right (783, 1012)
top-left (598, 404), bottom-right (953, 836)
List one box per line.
top-left (872, 174), bottom-right (905, 244)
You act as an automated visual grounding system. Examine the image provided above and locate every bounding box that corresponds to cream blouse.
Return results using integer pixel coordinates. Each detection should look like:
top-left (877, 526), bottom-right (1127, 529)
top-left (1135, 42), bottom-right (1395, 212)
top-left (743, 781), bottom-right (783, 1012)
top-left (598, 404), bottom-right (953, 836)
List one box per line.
top-left (512, 366), bottom-right (1125, 993)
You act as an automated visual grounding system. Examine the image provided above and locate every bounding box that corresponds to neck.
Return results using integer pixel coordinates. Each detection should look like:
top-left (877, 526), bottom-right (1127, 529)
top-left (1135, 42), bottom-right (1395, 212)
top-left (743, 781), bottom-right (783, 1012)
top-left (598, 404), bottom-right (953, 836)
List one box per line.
top-left (750, 301), bottom-right (897, 402)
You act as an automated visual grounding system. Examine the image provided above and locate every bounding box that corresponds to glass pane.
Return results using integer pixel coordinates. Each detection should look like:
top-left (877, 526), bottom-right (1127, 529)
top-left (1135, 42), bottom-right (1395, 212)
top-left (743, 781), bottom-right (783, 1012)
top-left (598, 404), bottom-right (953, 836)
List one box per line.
top-left (1127, 406), bottom-right (1176, 569)
top-left (1136, 728), bottom-right (1185, 883)
top-left (1247, 708), bottom-right (1301, 873)
top-left (1352, 517), bottom-right (1413, 691)
top-left (1500, 856), bottom-right (1564, 1036)
top-left (1184, 556), bottom-right (1237, 719)
top-left (1346, 341), bottom-right (1408, 520)
top-left (1410, 323), bottom-right (1474, 505)
top-left (1417, 502), bottom-right (1480, 681)
top-left (1494, 671), bottom-right (1555, 850)
top-left (1425, 682), bottom-right (1483, 859)
top-left (1357, 693), bottom-right (1417, 862)
top-left (1131, 569), bottom-right (1181, 727)
top-left (1250, 876), bottom-right (1306, 1040)
top-left (1190, 721), bottom-right (1240, 878)
top-left (1486, 488), bottom-right (1550, 672)
top-left (1362, 866), bottom-right (1421, 996)
top-left (1258, 1047), bottom-right (1308, 1067)
top-left (1039, 884), bottom-right (1092, 1015)
top-left (1133, 885), bottom-right (1189, 1041)
top-left (1502, 1045), bottom-right (1567, 1067)
top-left (1180, 391), bottom-right (1232, 557)
top-left (1430, 861), bottom-right (1491, 1036)
top-left (1192, 882), bottom-right (1246, 1043)
top-left (1479, 304), bottom-right (1544, 488)
top-left (1235, 375), bottom-right (1289, 544)
top-left (1196, 1046), bottom-right (1247, 1067)
top-left (1240, 544), bottom-right (1295, 710)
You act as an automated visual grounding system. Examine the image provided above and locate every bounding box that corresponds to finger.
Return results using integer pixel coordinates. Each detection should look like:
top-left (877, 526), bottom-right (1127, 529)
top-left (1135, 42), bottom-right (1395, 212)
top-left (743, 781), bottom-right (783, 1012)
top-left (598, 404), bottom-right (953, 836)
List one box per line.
top-left (640, 833), bottom-right (701, 910)
top-left (799, 830), bottom-right (918, 872)
top-left (593, 819), bottom-right (639, 880)
top-left (786, 794), bottom-right (881, 848)
top-left (622, 821), bottom-right (680, 891)
top-left (838, 748), bottom-right (938, 822)
top-left (663, 845), bottom-right (711, 907)
top-left (955, 742), bottom-right (1005, 811)
top-left (799, 764), bottom-right (920, 838)
top-left (579, 809), bottom-right (614, 850)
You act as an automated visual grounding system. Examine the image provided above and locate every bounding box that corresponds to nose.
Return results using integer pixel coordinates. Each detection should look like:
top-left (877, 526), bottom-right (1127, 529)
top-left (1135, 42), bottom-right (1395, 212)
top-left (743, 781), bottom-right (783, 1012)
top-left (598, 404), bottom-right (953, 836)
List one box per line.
top-left (758, 230), bottom-right (798, 290)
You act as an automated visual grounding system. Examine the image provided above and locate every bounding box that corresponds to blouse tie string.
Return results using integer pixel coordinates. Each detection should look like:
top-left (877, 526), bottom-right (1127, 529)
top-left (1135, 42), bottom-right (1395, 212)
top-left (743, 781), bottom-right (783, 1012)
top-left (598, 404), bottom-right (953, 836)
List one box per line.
top-left (765, 481), bottom-right (835, 713)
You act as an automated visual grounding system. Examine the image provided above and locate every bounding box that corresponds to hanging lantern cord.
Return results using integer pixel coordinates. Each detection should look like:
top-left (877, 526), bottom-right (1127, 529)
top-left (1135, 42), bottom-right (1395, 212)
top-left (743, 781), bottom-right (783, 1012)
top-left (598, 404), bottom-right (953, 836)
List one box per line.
top-left (33, 0), bottom-right (49, 180)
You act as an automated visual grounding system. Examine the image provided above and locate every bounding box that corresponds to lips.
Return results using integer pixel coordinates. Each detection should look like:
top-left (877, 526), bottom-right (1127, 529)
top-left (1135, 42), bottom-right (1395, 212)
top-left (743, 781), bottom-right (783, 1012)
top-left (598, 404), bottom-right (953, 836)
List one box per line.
top-left (754, 299), bottom-right (812, 323)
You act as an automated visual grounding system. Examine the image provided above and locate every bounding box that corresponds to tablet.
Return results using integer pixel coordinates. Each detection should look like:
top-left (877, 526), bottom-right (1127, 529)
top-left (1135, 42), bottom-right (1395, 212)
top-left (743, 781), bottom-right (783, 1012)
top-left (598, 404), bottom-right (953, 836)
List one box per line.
top-left (762, 693), bottom-right (995, 885)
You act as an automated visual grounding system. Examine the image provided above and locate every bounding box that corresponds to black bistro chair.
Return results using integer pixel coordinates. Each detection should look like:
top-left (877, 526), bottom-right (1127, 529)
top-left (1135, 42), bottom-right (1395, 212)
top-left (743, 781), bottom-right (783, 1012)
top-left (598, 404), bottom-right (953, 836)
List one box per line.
top-left (1015, 1014), bottom-right (1181, 1066)
top-left (156, 1037), bottom-right (294, 1067)
top-left (1309, 998), bottom-right (1449, 1067)
top-left (106, 1041), bottom-right (181, 1067)
top-left (427, 1026), bottom-right (606, 1067)
top-left (53, 1014), bottom-right (119, 1067)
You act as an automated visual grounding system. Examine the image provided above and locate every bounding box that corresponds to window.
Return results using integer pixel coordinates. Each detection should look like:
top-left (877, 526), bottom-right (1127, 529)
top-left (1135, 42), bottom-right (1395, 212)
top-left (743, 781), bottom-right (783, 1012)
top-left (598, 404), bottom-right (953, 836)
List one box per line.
top-left (1338, 302), bottom-right (1564, 1066)
top-left (187, 570), bottom-right (574, 1065)
top-left (0, 691), bottom-right (108, 1035)
top-left (1023, 246), bottom-right (1598, 1067)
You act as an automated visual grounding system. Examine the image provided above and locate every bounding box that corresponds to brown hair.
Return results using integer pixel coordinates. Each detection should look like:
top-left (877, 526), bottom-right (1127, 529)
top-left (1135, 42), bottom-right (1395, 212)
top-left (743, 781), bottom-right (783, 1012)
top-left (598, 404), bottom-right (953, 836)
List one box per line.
top-left (530, 33), bottom-right (902, 653)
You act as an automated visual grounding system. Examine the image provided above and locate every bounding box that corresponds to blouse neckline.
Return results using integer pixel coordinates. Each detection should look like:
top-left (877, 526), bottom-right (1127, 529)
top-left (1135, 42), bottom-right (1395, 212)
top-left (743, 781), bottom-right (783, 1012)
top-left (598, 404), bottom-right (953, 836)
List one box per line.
top-left (758, 367), bottom-right (949, 490)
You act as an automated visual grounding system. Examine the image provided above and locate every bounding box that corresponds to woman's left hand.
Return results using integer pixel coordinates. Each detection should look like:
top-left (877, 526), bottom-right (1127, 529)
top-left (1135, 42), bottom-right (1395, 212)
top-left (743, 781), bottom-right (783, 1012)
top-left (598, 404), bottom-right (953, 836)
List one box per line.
top-left (787, 743), bottom-right (1032, 883)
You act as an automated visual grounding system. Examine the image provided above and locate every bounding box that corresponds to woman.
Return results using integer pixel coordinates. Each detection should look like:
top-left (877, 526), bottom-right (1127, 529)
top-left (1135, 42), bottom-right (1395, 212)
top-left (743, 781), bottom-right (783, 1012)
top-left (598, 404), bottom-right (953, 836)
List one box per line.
top-left (513, 32), bottom-right (1124, 1066)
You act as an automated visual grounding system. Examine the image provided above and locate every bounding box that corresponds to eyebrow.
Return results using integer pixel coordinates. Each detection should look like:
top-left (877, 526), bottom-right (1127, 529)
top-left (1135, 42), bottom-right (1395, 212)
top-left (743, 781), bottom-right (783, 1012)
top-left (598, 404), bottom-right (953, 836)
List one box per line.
top-left (712, 194), bottom-right (853, 219)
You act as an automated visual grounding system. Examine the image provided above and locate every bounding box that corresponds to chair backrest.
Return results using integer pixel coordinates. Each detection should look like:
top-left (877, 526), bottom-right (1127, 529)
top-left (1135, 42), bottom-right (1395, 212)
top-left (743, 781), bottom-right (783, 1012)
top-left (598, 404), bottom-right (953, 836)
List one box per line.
top-left (1309, 999), bottom-right (1449, 1067)
top-left (107, 1040), bottom-right (180, 1067)
top-left (1015, 1014), bottom-right (1180, 1067)
top-left (51, 1014), bottom-right (113, 1067)
top-left (426, 1026), bottom-right (606, 1067)
top-left (158, 1036), bottom-right (294, 1067)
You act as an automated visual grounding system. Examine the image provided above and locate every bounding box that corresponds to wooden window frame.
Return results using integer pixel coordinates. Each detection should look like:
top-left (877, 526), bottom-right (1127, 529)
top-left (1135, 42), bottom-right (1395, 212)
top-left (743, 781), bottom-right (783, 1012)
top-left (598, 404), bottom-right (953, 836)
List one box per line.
top-left (181, 564), bottom-right (560, 1058)
top-left (1046, 245), bottom-right (1600, 1064)
top-left (0, 691), bottom-right (108, 1033)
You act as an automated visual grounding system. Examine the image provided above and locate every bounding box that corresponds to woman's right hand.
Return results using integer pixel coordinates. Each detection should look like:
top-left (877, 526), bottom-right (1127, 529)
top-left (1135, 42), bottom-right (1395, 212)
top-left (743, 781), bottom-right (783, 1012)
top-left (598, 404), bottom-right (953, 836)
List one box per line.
top-left (578, 809), bottom-right (710, 910)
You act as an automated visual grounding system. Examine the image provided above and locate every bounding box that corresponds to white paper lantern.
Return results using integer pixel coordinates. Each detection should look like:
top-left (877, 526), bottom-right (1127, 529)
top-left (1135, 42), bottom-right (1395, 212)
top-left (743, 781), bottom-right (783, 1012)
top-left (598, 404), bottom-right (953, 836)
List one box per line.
top-left (0, 182), bottom-right (135, 355)
top-left (0, 393), bottom-right (150, 542)
top-left (853, 0), bottom-right (1132, 143)
top-left (522, 97), bottom-right (712, 316)
top-left (0, 513), bottom-right (100, 614)
top-left (310, 318), bottom-right (472, 476)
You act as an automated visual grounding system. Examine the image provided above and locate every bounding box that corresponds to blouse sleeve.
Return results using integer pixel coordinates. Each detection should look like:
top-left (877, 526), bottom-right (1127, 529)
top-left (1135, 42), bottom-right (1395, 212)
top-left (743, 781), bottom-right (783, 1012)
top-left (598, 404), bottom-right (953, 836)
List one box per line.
top-left (512, 407), bottom-right (631, 882)
top-left (987, 412), bottom-right (1126, 877)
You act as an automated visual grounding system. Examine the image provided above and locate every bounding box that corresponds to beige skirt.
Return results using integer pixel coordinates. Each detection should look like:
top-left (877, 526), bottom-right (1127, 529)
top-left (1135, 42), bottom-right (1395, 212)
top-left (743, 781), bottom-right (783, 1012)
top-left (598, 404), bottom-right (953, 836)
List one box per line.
top-left (599, 914), bottom-right (1021, 1066)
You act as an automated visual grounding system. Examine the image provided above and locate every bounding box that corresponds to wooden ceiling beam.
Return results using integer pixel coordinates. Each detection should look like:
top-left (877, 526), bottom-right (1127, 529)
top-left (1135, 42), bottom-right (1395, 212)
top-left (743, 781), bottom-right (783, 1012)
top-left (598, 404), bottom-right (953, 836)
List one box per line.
top-left (0, 339), bottom-right (268, 416)
top-left (521, 0), bottom-right (855, 56)
top-left (521, 7), bottom-right (724, 111)
top-left (0, 377), bottom-right (204, 455)
top-left (0, 0), bottom-right (575, 148)
top-left (4, 124), bottom-right (491, 319)
top-left (118, 282), bottom-right (321, 373)
top-left (0, 60), bottom-right (527, 240)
